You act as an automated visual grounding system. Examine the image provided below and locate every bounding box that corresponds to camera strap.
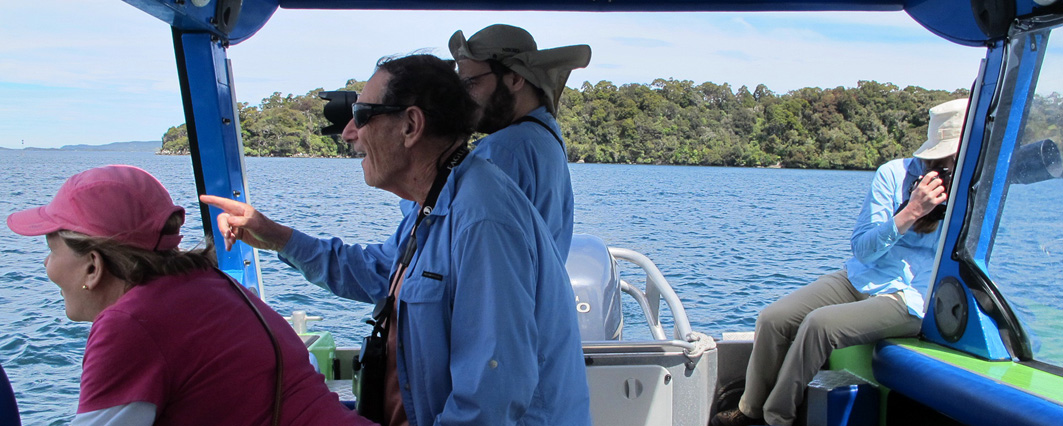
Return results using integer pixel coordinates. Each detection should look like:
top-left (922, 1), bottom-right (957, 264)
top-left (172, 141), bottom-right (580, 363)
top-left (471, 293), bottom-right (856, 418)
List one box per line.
top-left (372, 144), bottom-right (469, 333)
top-left (513, 115), bottom-right (563, 148)
top-left (895, 158), bottom-right (922, 215)
top-left (358, 144), bottom-right (468, 423)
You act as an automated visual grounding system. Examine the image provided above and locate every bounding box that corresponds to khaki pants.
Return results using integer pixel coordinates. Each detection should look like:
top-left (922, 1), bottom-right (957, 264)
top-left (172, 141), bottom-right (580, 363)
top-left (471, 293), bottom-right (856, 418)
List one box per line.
top-left (738, 270), bottom-right (921, 426)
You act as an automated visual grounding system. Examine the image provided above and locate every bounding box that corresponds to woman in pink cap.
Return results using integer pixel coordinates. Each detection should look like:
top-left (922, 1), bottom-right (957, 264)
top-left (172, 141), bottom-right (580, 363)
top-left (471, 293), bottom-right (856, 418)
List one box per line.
top-left (7, 165), bottom-right (374, 426)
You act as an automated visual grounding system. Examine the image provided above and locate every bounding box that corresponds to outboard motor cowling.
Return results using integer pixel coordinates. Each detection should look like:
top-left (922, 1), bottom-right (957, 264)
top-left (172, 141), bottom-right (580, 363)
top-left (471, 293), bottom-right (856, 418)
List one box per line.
top-left (565, 234), bottom-right (623, 341)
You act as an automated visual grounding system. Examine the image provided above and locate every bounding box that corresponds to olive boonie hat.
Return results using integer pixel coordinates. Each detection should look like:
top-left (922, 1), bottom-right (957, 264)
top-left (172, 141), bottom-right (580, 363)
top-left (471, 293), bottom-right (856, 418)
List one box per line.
top-left (449, 24), bottom-right (591, 116)
top-left (913, 98), bottom-right (969, 160)
top-left (7, 165), bottom-right (185, 251)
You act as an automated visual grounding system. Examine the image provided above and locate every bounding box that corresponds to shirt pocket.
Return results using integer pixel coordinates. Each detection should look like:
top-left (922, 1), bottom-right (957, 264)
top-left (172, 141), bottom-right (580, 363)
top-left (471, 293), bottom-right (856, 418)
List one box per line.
top-left (400, 276), bottom-right (445, 303)
top-left (397, 274), bottom-right (451, 388)
top-left (398, 274), bottom-right (450, 334)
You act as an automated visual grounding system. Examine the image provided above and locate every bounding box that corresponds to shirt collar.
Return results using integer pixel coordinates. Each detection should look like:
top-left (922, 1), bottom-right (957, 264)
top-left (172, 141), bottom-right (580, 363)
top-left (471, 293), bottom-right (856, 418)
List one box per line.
top-left (420, 152), bottom-right (481, 219)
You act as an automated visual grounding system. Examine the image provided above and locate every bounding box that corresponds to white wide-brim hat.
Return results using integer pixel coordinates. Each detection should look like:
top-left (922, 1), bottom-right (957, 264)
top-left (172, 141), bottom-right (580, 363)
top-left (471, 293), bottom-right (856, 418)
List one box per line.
top-left (913, 98), bottom-right (969, 160)
top-left (449, 24), bottom-right (591, 116)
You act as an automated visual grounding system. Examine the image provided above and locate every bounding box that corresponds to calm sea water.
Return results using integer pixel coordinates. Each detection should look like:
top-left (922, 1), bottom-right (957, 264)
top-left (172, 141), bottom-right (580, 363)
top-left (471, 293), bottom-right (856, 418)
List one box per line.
top-left (0, 150), bottom-right (1057, 424)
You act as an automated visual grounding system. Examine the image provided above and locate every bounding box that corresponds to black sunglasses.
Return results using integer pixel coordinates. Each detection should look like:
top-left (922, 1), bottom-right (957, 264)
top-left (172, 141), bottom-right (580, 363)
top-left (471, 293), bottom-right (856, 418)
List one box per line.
top-left (351, 103), bottom-right (409, 128)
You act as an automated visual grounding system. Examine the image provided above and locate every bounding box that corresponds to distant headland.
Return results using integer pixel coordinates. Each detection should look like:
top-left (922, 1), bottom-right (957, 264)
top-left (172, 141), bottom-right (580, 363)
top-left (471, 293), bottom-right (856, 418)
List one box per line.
top-left (1, 141), bottom-right (161, 153)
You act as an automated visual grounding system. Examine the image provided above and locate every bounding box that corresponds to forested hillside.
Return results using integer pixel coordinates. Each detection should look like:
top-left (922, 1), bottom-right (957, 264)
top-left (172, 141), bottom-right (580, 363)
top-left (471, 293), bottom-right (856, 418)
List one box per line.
top-left (160, 78), bottom-right (1061, 170)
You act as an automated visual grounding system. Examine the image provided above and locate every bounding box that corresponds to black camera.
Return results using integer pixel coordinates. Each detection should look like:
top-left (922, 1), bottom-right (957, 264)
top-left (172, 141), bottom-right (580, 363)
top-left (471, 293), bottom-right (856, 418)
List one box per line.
top-left (911, 167), bottom-right (952, 193)
top-left (319, 90), bottom-right (359, 135)
top-left (907, 167), bottom-right (952, 221)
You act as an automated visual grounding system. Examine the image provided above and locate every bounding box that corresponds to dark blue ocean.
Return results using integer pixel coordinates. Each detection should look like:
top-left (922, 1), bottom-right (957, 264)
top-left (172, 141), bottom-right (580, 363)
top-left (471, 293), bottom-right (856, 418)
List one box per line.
top-left (1, 150), bottom-right (1059, 424)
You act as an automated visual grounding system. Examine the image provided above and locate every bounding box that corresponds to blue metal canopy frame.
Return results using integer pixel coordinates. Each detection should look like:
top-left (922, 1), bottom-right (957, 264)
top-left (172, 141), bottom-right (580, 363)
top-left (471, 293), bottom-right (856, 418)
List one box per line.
top-left (117, 2), bottom-right (1055, 353)
top-left (173, 27), bottom-right (264, 296)
top-left (118, 0), bottom-right (1040, 295)
top-left (92, 5), bottom-right (1063, 424)
top-left (123, 0), bottom-right (1050, 46)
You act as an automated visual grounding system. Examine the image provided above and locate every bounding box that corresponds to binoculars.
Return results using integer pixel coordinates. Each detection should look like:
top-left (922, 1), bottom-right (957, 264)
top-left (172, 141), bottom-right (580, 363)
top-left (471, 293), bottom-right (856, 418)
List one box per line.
top-left (319, 90), bottom-right (359, 135)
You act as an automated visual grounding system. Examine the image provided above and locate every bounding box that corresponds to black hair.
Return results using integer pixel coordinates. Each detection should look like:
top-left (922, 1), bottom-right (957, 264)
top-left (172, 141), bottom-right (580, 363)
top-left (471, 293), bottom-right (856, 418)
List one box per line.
top-left (375, 54), bottom-right (476, 143)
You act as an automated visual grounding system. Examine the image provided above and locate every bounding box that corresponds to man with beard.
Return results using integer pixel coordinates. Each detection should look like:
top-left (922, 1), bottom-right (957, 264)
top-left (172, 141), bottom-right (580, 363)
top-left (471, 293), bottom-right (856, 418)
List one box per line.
top-left (449, 24), bottom-right (590, 260)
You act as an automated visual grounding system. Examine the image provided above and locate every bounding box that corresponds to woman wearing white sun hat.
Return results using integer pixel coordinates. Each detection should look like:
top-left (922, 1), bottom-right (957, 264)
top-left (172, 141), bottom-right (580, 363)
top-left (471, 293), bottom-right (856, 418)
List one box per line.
top-left (712, 98), bottom-right (969, 426)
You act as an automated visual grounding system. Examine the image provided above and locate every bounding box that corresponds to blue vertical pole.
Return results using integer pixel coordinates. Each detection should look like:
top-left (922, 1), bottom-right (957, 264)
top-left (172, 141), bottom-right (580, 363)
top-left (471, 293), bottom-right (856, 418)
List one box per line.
top-left (173, 28), bottom-right (264, 298)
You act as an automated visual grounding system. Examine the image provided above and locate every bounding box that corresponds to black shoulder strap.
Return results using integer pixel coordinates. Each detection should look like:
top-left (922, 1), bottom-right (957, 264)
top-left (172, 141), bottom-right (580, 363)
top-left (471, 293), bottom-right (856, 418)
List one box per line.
top-left (372, 145), bottom-right (470, 328)
top-left (895, 158), bottom-right (922, 215)
top-left (513, 115), bottom-right (563, 147)
top-left (216, 269), bottom-right (283, 426)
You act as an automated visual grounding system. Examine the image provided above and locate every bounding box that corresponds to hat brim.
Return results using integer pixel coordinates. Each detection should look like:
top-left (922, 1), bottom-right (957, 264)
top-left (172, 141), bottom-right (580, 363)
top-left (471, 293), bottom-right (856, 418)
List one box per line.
top-left (913, 137), bottom-right (960, 160)
top-left (450, 30), bottom-right (591, 70)
top-left (506, 45), bottom-right (591, 73)
top-left (506, 46), bottom-right (590, 115)
top-left (449, 30), bottom-right (482, 62)
top-left (7, 206), bottom-right (63, 237)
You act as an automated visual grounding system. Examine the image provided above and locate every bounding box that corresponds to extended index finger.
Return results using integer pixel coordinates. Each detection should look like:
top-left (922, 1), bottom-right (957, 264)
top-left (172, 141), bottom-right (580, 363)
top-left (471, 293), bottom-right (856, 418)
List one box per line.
top-left (199, 194), bottom-right (247, 214)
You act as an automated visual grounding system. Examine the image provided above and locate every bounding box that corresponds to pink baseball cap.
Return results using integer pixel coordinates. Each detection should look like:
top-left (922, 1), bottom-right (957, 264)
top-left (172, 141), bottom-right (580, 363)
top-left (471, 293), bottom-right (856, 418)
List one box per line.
top-left (7, 165), bottom-right (185, 251)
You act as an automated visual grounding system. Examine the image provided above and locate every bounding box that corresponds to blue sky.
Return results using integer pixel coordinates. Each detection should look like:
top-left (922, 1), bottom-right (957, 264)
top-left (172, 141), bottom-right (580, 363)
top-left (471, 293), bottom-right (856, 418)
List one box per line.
top-left (0, 1), bottom-right (999, 149)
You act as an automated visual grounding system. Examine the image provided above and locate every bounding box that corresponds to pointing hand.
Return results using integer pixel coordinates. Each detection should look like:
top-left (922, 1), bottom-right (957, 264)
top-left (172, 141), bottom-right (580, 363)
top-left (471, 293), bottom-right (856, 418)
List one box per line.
top-left (199, 195), bottom-right (293, 252)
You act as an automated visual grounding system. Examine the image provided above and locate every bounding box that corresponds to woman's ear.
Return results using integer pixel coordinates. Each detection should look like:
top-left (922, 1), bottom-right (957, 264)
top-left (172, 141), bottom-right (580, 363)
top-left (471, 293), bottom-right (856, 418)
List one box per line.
top-left (83, 251), bottom-right (106, 290)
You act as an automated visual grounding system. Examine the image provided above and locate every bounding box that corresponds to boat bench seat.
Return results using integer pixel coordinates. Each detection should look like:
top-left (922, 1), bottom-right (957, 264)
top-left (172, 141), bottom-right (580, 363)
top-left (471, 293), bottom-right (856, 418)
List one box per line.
top-left (872, 338), bottom-right (1063, 426)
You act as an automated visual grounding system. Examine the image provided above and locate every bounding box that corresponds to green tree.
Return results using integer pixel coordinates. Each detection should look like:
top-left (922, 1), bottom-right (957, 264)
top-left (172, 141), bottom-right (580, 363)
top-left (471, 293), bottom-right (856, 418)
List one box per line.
top-left (161, 124), bottom-right (189, 155)
top-left (163, 75), bottom-right (980, 171)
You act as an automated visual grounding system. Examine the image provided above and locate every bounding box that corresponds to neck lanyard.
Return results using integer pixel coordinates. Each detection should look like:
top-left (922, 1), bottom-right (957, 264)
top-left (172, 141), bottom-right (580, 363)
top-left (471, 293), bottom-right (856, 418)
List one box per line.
top-left (372, 145), bottom-right (469, 334)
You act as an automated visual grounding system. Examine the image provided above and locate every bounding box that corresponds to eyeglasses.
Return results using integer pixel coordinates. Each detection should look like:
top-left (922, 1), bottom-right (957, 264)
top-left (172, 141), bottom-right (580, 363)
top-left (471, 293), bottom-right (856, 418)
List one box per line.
top-left (460, 71), bottom-right (495, 88)
top-left (351, 103), bottom-right (409, 128)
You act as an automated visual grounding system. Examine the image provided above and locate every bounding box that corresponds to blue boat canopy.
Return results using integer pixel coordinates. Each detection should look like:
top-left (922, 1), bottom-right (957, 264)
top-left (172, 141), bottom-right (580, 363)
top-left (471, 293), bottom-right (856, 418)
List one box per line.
top-left (115, 0), bottom-right (1063, 378)
top-left (123, 0), bottom-right (1052, 47)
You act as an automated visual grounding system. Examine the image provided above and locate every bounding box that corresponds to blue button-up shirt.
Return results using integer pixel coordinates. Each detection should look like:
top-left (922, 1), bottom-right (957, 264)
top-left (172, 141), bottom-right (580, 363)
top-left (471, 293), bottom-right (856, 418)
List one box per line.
top-left (471, 106), bottom-right (574, 260)
top-left (845, 158), bottom-right (942, 318)
top-left (278, 155), bottom-right (591, 426)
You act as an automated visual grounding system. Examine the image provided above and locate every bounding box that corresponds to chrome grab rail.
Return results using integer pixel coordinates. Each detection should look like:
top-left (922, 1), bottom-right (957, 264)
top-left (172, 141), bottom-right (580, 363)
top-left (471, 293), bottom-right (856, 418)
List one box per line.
top-left (619, 280), bottom-right (667, 341)
top-left (608, 247), bottom-right (697, 350)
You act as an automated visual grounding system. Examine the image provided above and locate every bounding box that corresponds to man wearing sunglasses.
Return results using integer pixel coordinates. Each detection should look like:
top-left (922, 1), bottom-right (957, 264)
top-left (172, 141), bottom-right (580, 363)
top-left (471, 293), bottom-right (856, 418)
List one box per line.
top-left (449, 24), bottom-right (591, 260)
top-left (201, 54), bottom-right (592, 426)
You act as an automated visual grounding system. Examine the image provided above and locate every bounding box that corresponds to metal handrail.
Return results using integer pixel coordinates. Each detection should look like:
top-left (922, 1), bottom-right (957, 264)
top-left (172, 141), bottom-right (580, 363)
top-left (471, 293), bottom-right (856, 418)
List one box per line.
top-left (608, 247), bottom-right (696, 345)
top-left (619, 279), bottom-right (667, 340)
